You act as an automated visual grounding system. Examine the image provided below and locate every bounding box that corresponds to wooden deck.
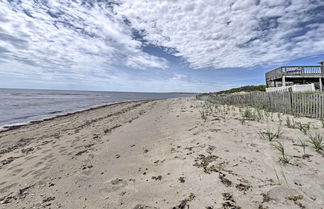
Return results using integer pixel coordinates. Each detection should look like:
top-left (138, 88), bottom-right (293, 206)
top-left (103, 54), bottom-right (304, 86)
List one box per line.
top-left (266, 66), bottom-right (324, 81)
top-left (266, 65), bottom-right (324, 89)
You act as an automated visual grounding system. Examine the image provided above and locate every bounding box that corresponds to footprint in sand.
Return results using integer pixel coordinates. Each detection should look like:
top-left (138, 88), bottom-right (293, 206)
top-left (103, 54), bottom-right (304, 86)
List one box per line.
top-left (0, 182), bottom-right (18, 194)
top-left (21, 170), bottom-right (33, 177)
top-left (11, 168), bottom-right (23, 176)
top-left (41, 148), bottom-right (52, 154)
top-left (34, 161), bottom-right (44, 168)
top-left (30, 163), bottom-right (51, 179)
top-left (7, 163), bottom-right (23, 171)
top-left (99, 178), bottom-right (128, 198)
top-left (133, 204), bottom-right (158, 209)
top-left (41, 153), bottom-right (55, 161)
top-left (25, 155), bottom-right (38, 160)
top-left (58, 147), bottom-right (68, 155)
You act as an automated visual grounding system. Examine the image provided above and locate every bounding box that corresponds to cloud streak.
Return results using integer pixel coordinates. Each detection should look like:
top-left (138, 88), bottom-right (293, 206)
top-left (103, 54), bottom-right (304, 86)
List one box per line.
top-left (0, 0), bottom-right (168, 73)
top-left (117, 0), bottom-right (324, 69)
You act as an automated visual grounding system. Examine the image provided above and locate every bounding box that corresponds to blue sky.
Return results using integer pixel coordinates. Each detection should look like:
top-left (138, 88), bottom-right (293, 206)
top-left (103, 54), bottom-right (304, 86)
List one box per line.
top-left (0, 0), bottom-right (324, 93)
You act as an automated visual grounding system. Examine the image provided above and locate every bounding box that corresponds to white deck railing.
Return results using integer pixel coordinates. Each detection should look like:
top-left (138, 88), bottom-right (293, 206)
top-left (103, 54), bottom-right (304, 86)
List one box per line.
top-left (265, 84), bottom-right (315, 93)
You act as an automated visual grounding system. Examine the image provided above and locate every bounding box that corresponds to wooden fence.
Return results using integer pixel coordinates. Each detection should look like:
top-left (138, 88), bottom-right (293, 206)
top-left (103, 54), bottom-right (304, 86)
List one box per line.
top-left (198, 91), bottom-right (324, 119)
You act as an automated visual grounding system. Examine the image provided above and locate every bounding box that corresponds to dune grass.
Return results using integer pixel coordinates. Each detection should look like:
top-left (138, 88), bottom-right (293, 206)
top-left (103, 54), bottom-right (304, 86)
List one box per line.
top-left (308, 132), bottom-right (324, 152)
top-left (259, 127), bottom-right (283, 141)
top-left (273, 141), bottom-right (290, 164)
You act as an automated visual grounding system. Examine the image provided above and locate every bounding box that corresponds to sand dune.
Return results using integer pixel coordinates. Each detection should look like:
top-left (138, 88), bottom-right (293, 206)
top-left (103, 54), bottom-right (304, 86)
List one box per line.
top-left (0, 97), bottom-right (323, 209)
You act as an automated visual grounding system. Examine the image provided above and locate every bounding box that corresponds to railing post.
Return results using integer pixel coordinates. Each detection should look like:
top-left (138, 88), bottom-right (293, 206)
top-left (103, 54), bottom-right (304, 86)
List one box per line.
top-left (320, 77), bottom-right (323, 92)
top-left (282, 76), bottom-right (286, 86)
top-left (321, 64), bottom-right (324, 92)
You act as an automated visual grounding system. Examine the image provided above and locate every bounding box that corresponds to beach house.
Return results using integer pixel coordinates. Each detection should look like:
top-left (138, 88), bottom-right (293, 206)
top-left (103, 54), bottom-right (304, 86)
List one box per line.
top-left (265, 61), bottom-right (324, 92)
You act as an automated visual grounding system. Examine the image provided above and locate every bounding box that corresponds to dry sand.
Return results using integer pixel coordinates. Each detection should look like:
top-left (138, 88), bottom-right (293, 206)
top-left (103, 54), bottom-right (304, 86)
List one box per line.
top-left (0, 97), bottom-right (323, 209)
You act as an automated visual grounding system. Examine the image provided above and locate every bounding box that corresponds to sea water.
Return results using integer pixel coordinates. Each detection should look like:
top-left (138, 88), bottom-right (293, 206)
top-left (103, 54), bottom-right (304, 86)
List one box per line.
top-left (0, 88), bottom-right (196, 129)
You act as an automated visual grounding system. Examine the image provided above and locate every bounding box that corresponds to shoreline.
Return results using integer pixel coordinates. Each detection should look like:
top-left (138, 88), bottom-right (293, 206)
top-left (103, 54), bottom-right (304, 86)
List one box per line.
top-left (0, 88), bottom-right (197, 133)
top-left (0, 99), bottom-right (155, 134)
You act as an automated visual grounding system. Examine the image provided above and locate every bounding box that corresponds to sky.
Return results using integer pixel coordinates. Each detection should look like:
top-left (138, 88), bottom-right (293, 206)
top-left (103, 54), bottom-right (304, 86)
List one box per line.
top-left (0, 0), bottom-right (324, 93)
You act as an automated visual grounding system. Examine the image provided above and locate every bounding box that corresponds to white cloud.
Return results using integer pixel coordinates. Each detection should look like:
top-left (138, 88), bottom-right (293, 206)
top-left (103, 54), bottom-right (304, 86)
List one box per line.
top-left (1, 0), bottom-right (323, 73)
top-left (0, 0), bottom-right (168, 75)
top-left (116, 0), bottom-right (324, 69)
top-left (1, 0), bottom-right (324, 92)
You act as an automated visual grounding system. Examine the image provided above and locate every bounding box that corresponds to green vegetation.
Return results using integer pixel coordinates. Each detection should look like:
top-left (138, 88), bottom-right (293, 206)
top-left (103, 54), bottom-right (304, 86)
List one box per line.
top-left (199, 110), bottom-right (208, 122)
top-left (196, 85), bottom-right (266, 98)
top-left (273, 168), bottom-right (289, 186)
top-left (308, 132), bottom-right (324, 151)
top-left (297, 122), bottom-right (311, 135)
top-left (285, 117), bottom-right (296, 128)
top-left (243, 108), bottom-right (255, 120)
top-left (284, 117), bottom-right (311, 134)
top-left (214, 85), bottom-right (266, 95)
top-left (298, 138), bottom-right (307, 156)
top-left (241, 108), bottom-right (264, 122)
top-left (273, 141), bottom-right (290, 164)
top-left (259, 127), bottom-right (282, 141)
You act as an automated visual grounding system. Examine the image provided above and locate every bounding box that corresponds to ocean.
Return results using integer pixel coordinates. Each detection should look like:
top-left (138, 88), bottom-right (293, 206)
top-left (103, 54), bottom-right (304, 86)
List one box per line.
top-left (0, 88), bottom-right (196, 130)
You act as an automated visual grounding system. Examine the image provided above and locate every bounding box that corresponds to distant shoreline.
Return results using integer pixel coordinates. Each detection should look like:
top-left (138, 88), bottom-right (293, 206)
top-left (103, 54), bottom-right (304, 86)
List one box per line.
top-left (0, 89), bottom-right (196, 133)
top-left (0, 87), bottom-right (198, 94)
top-left (0, 99), bottom-right (152, 134)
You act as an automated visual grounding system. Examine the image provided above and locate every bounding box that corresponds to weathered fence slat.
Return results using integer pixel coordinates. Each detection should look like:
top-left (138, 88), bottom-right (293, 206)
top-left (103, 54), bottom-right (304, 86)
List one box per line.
top-left (201, 91), bottom-right (324, 119)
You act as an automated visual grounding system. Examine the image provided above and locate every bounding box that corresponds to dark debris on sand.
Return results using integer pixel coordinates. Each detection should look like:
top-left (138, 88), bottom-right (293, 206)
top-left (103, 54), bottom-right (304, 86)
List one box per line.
top-left (222, 193), bottom-right (241, 209)
top-left (0, 156), bottom-right (22, 167)
top-left (193, 154), bottom-right (219, 174)
top-left (172, 193), bottom-right (195, 209)
top-left (151, 175), bottom-right (162, 181)
top-left (0, 138), bottom-right (33, 155)
top-left (0, 184), bottom-right (34, 205)
top-left (133, 204), bottom-right (158, 209)
top-left (219, 172), bottom-right (232, 187)
top-left (178, 177), bottom-right (185, 183)
top-left (235, 183), bottom-right (251, 193)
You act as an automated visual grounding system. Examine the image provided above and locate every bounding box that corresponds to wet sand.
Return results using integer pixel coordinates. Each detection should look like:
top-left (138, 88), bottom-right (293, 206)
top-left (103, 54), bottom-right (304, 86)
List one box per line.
top-left (0, 97), bottom-right (323, 209)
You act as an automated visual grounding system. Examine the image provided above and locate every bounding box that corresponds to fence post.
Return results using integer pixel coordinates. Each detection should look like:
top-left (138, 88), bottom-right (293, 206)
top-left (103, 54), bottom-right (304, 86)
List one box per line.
top-left (289, 91), bottom-right (293, 114)
top-left (268, 93), bottom-right (271, 111)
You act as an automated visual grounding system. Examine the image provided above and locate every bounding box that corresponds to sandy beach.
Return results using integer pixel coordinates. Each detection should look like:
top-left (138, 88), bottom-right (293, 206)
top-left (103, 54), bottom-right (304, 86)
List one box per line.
top-left (0, 97), bottom-right (323, 209)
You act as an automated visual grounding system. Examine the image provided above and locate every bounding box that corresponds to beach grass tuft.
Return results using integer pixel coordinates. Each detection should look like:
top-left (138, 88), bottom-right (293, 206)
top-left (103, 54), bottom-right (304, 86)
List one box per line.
top-left (200, 110), bottom-right (208, 122)
top-left (259, 127), bottom-right (282, 141)
top-left (296, 122), bottom-right (311, 135)
top-left (298, 138), bottom-right (307, 155)
top-left (273, 167), bottom-right (289, 185)
top-left (285, 117), bottom-right (296, 129)
top-left (273, 141), bottom-right (290, 164)
top-left (243, 108), bottom-right (255, 120)
top-left (308, 132), bottom-right (324, 151)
